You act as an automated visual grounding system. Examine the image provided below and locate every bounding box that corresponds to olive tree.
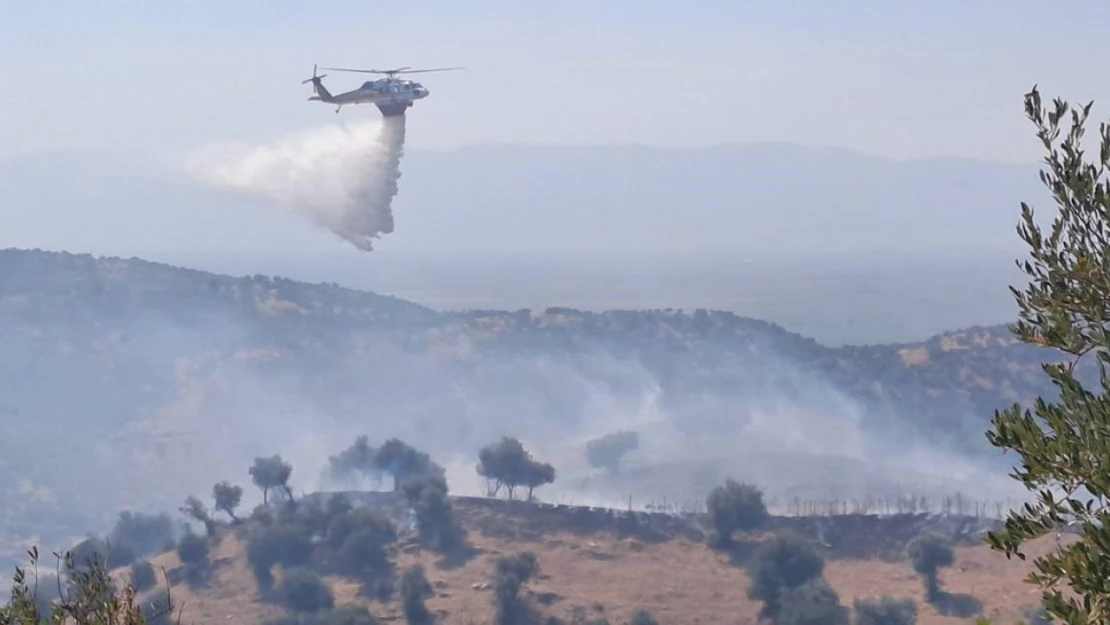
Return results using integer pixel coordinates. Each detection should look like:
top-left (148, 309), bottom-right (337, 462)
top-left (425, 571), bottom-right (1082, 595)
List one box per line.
top-left (985, 86), bottom-right (1110, 624)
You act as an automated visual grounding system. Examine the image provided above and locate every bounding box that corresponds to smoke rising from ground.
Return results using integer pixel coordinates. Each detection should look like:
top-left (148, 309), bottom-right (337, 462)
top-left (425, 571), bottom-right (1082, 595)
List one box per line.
top-left (186, 117), bottom-right (407, 250)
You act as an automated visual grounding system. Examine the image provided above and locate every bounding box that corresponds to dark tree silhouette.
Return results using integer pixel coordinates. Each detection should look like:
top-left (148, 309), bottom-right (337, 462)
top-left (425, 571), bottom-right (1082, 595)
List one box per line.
top-left (212, 481), bottom-right (243, 521)
top-left (476, 437), bottom-right (556, 500)
top-left (249, 454), bottom-right (293, 504)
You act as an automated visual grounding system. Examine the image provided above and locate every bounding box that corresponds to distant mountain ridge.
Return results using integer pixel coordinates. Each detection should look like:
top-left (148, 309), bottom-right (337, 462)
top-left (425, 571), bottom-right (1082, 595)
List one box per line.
top-left (0, 248), bottom-right (1056, 566)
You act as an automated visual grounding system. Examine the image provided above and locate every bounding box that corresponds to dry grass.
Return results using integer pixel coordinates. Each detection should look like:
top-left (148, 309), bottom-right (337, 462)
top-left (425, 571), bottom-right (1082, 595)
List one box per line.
top-left (134, 523), bottom-right (1063, 625)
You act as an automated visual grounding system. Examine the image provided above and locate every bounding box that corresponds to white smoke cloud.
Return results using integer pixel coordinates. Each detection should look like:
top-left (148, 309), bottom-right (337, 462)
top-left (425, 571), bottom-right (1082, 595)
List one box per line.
top-left (185, 117), bottom-right (407, 251)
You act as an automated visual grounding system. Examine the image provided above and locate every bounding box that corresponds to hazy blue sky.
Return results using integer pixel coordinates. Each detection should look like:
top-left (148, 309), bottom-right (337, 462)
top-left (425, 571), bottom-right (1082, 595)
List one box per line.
top-left (3, 1), bottom-right (1109, 161)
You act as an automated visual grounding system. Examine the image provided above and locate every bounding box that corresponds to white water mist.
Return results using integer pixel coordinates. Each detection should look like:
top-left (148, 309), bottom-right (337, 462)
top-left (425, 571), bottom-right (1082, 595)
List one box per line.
top-left (187, 117), bottom-right (407, 251)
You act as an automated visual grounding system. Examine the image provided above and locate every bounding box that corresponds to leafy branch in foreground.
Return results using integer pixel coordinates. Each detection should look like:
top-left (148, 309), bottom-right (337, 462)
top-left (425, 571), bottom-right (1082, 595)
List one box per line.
top-left (985, 85), bottom-right (1110, 624)
top-left (0, 546), bottom-right (177, 624)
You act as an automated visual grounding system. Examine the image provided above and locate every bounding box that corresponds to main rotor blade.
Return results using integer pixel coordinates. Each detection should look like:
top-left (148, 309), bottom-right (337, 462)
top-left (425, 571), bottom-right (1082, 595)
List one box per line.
top-left (395, 66), bottom-right (465, 74)
top-left (320, 67), bottom-right (387, 74)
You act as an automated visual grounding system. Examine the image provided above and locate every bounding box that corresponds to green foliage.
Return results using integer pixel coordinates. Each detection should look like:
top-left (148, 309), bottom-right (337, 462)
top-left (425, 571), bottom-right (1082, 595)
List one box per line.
top-left (69, 536), bottom-right (137, 571)
top-left (853, 596), bottom-right (917, 625)
top-left (213, 481), bottom-right (244, 521)
top-left (247, 523), bottom-right (314, 587)
top-left (179, 494), bottom-right (217, 536)
top-left (984, 86), bottom-right (1110, 624)
top-left (374, 439), bottom-right (445, 491)
top-left (176, 531), bottom-right (210, 567)
top-left (906, 532), bottom-right (954, 602)
top-left (629, 610), bottom-right (660, 625)
top-left (399, 564), bottom-right (434, 625)
top-left (279, 567), bottom-right (335, 614)
top-left (584, 431), bottom-right (640, 474)
top-left (0, 546), bottom-right (175, 624)
top-left (109, 511), bottom-right (175, 560)
top-left (493, 552), bottom-right (541, 625)
top-left (403, 475), bottom-right (468, 552)
top-left (324, 506), bottom-right (396, 576)
top-left (776, 578), bottom-right (849, 625)
top-left (251, 454), bottom-right (295, 504)
top-left (328, 435), bottom-right (383, 488)
top-left (129, 560), bottom-right (157, 594)
top-left (706, 479), bottom-right (769, 547)
top-left (747, 534), bottom-right (825, 622)
top-left (476, 436), bottom-right (557, 500)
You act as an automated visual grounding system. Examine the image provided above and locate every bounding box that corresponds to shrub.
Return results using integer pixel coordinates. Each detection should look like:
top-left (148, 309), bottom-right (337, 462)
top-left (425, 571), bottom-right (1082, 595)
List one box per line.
top-left (0, 546), bottom-right (175, 624)
top-left (338, 528), bottom-right (393, 577)
top-left (130, 560), bottom-right (157, 593)
top-left (853, 596), bottom-right (917, 625)
top-left (247, 523), bottom-right (314, 586)
top-left (493, 552), bottom-right (540, 625)
top-left (69, 536), bottom-right (138, 571)
top-left (403, 475), bottom-right (467, 552)
top-left (399, 564), bottom-right (434, 625)
top-left (110, 511), bottom-right (175, 558)
top-left (629, 610), bottom-right (660, 625)
top-left (176, 532), bottom-right (210, 567)
top-left (747, 534), bottom-right (825, 622)
top-left (777, 578), bottom-right (849, 625)
top-left (279, 567), bottom-right (335, 614)
top-left (907, 532), bottom-right (954, 602)
top-left (706, 479), bottom-right (768, 546)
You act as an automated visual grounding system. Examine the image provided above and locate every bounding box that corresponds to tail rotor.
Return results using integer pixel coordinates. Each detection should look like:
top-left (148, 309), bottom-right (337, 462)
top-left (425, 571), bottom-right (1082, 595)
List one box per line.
top-left (301, 64), bottom-right (327, 84)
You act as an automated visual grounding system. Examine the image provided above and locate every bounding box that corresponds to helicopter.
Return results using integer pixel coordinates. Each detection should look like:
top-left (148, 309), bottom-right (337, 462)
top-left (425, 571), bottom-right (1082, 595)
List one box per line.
top-left (301, 64), bottom-right (463, 117)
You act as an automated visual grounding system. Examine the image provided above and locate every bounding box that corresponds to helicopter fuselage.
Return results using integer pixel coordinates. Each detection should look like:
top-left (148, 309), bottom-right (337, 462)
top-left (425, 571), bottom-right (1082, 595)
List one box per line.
top-left (307, 77), bottom-right (429, 117)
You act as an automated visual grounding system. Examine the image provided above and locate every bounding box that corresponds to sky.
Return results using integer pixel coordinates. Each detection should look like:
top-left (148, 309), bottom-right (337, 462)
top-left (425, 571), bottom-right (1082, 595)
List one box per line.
top-left (3, 1), bottom-right (1110, 162)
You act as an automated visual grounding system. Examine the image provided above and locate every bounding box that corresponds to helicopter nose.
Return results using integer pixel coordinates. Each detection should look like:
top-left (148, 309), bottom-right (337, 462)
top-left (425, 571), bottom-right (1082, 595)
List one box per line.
top-left (414, 87), bottom-right (429, 98)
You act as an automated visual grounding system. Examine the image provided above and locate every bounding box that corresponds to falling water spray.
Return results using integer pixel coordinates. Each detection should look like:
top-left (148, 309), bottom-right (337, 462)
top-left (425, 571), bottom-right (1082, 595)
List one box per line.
top-left (188, 116), bottom-right (407, 251)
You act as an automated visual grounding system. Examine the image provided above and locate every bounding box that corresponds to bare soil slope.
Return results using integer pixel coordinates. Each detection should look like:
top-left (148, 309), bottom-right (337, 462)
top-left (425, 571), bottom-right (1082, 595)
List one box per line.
top-left (136, 505), bottom-right (1055, 625)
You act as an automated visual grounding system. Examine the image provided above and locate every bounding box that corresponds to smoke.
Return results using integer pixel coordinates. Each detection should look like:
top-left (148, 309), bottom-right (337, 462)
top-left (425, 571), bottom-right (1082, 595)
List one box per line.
top-left (186, 117), bottom-right (407, 251)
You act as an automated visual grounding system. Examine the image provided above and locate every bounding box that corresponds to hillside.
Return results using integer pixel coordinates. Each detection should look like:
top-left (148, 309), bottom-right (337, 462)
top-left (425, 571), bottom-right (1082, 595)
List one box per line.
top-left (89, 492), bottom-right (1052, 625)
top-left (0, 248), bottom-right (1064, 572)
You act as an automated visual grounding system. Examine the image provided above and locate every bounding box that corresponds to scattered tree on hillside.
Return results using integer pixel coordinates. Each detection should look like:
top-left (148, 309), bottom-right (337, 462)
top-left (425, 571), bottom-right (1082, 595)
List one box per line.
top-left (403, 474), bottom-right (467, 552)
top-left (476, 436), bottom-right (557, 500)
top-left (907, 532), bottom-right (954, 603)
top-left (706, 479), bottom-right (769, 547)
top-left (328, 435), bottom-right (382, 488)
top-left (585, 430), bottom-right (640, 474)
top-left (109, 511), bottom-right (175, 559)
top-left (492, 552), bottom-right (540, 625)
top-left (250, 454), bottom-right (294, 504)
top-left (212, 480), bottom-right (243, 521)
top-left (130, 560), bottom-right (157, 594)
top-left (179, 495), bottom-right (217, 536)
top-left (69, 536), bottom-right (137, 572)
top-left (329, 509), bottom-right (397, 577)
top-left (374, 438), bottom-right (444, 491)
top-left (175, 531), bottom-right (211, 586)
top-left (854, 596), bottom-right (918, 625)
top-left (776, 578), bottom-right (849, 625)
top-left (984, 86), bottom-right (1110, 624)
top-left (246, 523), bottom-right (314, 587)
top-left (400, 564), bottom-right (434, 625)
top-left (746, 534), bottom-right (826, 622)
top-left (279, 567), bottom-right (335, 614)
